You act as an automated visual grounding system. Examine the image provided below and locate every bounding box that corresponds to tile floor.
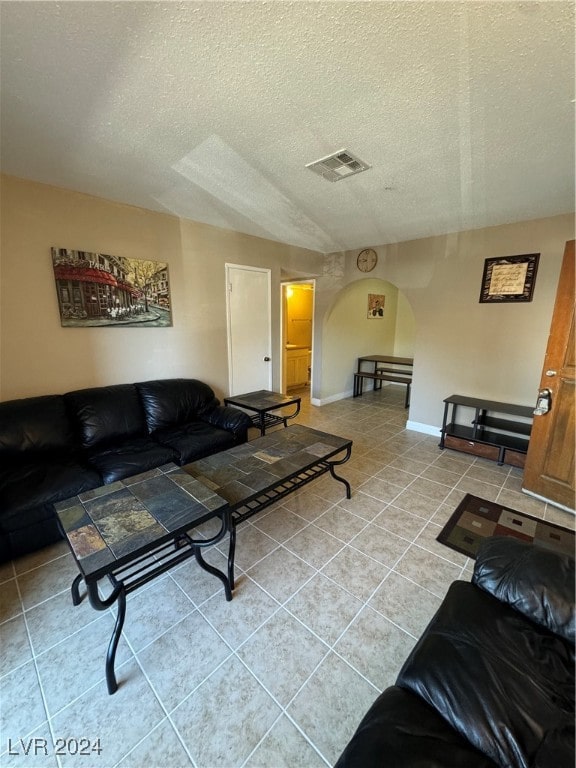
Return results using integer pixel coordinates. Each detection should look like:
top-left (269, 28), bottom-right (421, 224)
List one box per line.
top-left (1, 386), bottom-right (574, 768)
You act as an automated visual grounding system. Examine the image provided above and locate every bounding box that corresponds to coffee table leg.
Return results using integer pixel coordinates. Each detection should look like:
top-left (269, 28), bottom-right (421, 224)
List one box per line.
top-left (85, 579), bottom-right (126, 695)
top-left (194, 547), bottom-right (232, 601)
top-left (228, 523), bottom-right (237, 590)
top-left (327, 445), bottom-right (353, 499)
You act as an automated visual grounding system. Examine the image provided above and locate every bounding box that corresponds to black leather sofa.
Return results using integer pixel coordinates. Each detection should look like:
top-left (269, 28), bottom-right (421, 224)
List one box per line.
top-left (0, 379), bottom-right (252, 562)
top-left (335, 536), bottom-right (575, 768)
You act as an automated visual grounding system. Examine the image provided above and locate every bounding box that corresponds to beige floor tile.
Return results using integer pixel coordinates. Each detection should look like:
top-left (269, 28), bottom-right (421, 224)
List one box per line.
top-left (320, 546), bottom-right (389, 602)
top-left (237, 608), bottom-right (328, 705)
top-left (282, 491), bottom-right (334, 521)
top-left (390, 488), bottom-right (442, 519)
top-left (335, 605), bottom-right (416, 690)
top-left (349, 523), bottom-right (410, 568)
top-left (0, 560), bottom-right (15, 585)
top-left (251, 505), bottom-right (309, 542)
top-left (16, 554), bottom-right (81, 611)
top-left (116, 718), bottom-right (193, 767)
top-left (171, 656), bottom-right (281, 768)
top-left (369, 571), bottom-right (442, 637)
top-left (336, 491), bottom-right (386, 521)
top-left (244, 715), bottom-right (326, 768)
top-left (283, 525), bottom-right (344, 570)
top-left (0, 614), bottom-right (32, 677)
top-left (0, 722), bottom-right (58, 767)
top-left (394, 545), bottom-right (462, 598)
top-left (287, 652), bottom-right (378, 766)
top-left (50, 659), bottom-right (165, 767)
top-left (313, 506), bottom-right (368, 542)
top-left (373, 506), bottom-right (427, 540)
top-left (172, 546), bottom-right (234, 606)
top-left (36, 612), bottom-right (133, 714)
top-left (285, 574), bottom-right (363, 645)
top-left (121, 576), bottom-right (195, 652)
top-left (356, 476), bottom-right (405, 504)
top-left (0, 660), bottom-right (48, 743)
top-left (246, 546), bottom-right (315, 603)
top-left (24, 590), bottom-right (101, 656)
top-left (198, 575), bottom-right (279, 649)
top-left (137, 610), bottom-right (232, 711)
top-left (12, 541), bottom-right (70, 576)
top-left (232, 525), bottom-right (280, 571)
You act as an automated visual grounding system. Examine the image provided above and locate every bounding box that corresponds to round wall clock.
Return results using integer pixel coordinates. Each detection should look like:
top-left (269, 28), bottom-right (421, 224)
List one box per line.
top-left (357, 248), bottom-right (378, 272)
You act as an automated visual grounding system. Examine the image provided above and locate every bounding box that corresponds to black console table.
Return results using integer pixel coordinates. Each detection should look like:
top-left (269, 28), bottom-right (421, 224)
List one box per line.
top-left (439, 394), bottom-right (533, 468)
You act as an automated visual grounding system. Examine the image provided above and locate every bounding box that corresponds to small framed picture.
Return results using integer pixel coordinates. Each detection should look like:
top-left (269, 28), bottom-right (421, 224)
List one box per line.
top-left (479, 253), bottom-right (540, 303)
top-left (367, 293), bottom-right (385, 318)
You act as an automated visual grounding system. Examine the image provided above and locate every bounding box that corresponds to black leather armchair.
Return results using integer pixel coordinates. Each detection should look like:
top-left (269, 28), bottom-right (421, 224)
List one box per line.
top-left (335, 537), bottom-right (575, 768)
top-left (0, 379), bottom-right (252, 561)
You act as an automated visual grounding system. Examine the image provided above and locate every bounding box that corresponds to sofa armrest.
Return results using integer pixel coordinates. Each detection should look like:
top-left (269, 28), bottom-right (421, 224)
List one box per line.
top-left (472, 536), bottom-right (575, 643)
top-left (201, 405), bottom-right (252, 439)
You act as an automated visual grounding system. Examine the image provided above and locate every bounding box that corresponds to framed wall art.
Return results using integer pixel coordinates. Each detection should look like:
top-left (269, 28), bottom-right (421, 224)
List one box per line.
top-left (51, 247), bottom-right (172, 327)
top-left (367, 293), bottom-right (385, 318)
top-left (479, 253), bottom-right (540, 303)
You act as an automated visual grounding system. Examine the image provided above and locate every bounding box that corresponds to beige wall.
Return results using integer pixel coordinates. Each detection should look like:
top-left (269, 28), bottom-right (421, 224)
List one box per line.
top-left (2, 174), bottom-right (573, 435)
top-left (314, 214), bottom-right (574, 430)
top-left (0, 175), bottom-right (322, 400)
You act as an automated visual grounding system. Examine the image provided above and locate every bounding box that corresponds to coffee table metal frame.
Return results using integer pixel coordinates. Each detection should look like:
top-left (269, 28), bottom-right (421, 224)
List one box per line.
top-left (55, 465), bottom-right (232, 695)
top-left (180, 425), bottom-right (353, 588)
top-left (223, 390), bottom-right (301, 436)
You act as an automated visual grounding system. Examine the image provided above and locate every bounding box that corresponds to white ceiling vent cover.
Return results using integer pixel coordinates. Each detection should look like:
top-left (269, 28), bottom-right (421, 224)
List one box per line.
top-left (306, 149), bottom-right (371, 182)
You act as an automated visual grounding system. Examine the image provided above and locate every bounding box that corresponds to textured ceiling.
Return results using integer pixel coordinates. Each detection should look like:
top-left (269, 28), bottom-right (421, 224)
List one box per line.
top-left (1, 1), bottom-right (574, 253)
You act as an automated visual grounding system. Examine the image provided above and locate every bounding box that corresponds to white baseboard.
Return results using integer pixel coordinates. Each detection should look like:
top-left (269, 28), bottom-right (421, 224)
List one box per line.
top-left (406, 420), bottom-right (441, 437)
top-left (311, 389), bottom-right (354, 406)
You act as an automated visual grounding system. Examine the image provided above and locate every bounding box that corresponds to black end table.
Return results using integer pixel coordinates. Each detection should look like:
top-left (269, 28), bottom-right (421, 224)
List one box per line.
top-left (223, 389), bottom-right (301, 435)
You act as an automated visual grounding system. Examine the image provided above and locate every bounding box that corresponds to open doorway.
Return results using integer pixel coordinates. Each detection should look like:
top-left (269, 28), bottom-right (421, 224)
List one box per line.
top-left (281, 280), bottom-right (314, 394)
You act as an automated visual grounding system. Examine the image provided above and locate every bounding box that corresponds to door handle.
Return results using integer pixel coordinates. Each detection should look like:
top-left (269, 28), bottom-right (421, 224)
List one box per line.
top-left (263, 356), bottom-right (271, 362)
top-left (533, 388), bottom-right (552, 416)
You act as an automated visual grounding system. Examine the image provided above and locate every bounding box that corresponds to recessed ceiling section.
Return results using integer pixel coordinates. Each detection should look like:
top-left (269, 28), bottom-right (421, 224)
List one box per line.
top-left (306, 150), bottom-right (371, 183)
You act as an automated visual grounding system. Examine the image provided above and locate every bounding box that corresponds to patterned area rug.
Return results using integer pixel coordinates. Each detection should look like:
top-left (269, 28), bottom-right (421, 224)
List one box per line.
top-left (437, 493), bottom-right (575, 559)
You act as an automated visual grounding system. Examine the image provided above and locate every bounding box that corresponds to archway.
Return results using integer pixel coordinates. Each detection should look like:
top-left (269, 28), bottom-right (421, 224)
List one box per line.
top-left (316, 277), bottom-right (415, 403)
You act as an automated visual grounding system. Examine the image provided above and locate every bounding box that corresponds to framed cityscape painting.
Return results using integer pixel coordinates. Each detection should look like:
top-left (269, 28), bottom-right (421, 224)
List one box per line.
top-left (51, 247), bottom-right (172, 327)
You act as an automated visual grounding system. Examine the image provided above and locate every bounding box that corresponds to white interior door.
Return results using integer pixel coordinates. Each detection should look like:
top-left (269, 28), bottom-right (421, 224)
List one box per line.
top-left (226, 264), bottom-right (272, 395)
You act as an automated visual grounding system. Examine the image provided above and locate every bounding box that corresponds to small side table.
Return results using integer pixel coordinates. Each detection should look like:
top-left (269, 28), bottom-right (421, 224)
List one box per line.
top-left (224, 390), bottom-right (301, 436)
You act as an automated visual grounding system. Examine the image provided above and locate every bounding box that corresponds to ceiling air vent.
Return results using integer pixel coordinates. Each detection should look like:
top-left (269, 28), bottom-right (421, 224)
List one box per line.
top-left (306, 149), bottom-right (371, 182)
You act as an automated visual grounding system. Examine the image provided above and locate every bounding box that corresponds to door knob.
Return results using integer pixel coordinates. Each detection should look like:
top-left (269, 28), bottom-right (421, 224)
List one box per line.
top-left (545, 370), bottom-right (557, 377)
top-left (263, 356), bottom-right (271, 362)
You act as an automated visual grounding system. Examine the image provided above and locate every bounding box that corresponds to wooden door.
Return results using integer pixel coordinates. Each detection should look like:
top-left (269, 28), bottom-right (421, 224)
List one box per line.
top-left (523, 240), bottom-right (575, 511)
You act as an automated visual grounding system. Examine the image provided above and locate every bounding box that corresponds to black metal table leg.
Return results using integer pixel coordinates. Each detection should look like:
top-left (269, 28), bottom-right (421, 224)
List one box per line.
top-left (326, 444), bottom-right (352, 499)
top-left (194, 547), bottom-right (232, 601)
top-left (85, 578), bottom-right (126, 695)
top-left (227, 523), bottom-right (237, 590)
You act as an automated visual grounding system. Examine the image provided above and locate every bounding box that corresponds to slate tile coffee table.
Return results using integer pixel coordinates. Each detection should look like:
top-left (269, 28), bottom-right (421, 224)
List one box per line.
top-left (181, 424), bottom-right (353, 587)
top-left (55, 464), bottom-right (231, 694)
top-left (223, 389), bottom-right (301, 435)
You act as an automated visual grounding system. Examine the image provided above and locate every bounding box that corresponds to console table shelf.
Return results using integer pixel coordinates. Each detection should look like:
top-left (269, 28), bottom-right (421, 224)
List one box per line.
top-left (440, 394), bottom-right (533, 468)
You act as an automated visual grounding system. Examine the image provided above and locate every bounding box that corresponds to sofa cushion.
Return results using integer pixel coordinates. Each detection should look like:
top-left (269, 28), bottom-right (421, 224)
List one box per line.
top-left (396, 580), bottom-right (575, 768)
top-left (0, 459), bottom-right (101, 518)
top-left (0, 395), bottom-right (74, 455)
top-left (334, 685), bottom-right (498, 768)
top-left (85, 437), bottom-right (178, 484)
top-left (153, 421), bottom-right (239, 464)
top-left (473, 536), bottom-right (576, 644)
top-left (65, 384), bottom-right (147, 449)
top-left (136, 379), bottom-right (220, 433)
